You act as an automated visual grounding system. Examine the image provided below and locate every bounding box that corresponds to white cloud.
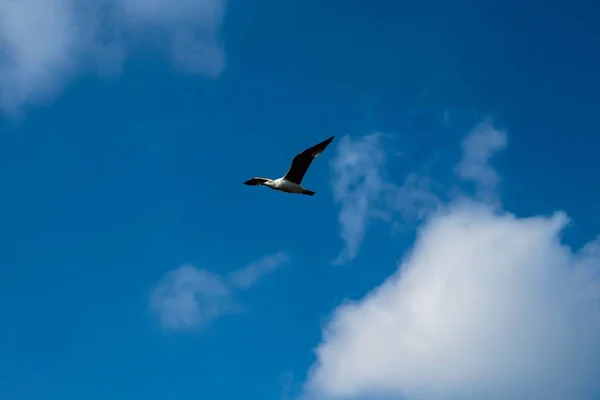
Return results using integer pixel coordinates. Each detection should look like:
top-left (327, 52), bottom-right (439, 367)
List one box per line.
top-left (329, 133), bottom-right (389, 265)
top-left (305, 204), bottom-right (600, 400)
top-left (228, 250), bottom-right (290, 290)
top-left (150, 250), bottom-right (289, 331)
top-left (330, 120), bottom-right (507, 263)
top-left (386, 172), bottom-right (440, 222)
top-left (307, 122), bottom-right (600, 400)
top-left (150, 265), bottom-right (235, 331)
top-left (0, 0), bottom-right (225, 113)
top-left (456, 118), bottom-right (507, 201)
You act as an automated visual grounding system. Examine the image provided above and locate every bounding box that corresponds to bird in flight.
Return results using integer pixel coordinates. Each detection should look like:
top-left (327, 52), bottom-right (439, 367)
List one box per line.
top-left (243, 136), bottom-right (335, 196)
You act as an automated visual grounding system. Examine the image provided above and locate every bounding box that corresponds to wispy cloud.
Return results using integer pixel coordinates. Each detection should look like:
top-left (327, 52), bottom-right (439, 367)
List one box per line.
top-left (150, 250), bottom-right (289, 331)
top-left (0, 0), bottom-right (225, 114)
top-left (386, 172), bottom-right (440, 222)
top-left (305, 121), bottom-right (600, 400)
top-left (455, 118), bottom-right (507, 201)
top-left (329, 134), bottom-right (439, 264)
top-left (228, 250), bottom-right (290, 290)
top-left (329, 133), bottom-right (389, 265)
top-left (329, 119), bottom-right (508, 264)
top-left (150, 265), bottom-right (236, 331)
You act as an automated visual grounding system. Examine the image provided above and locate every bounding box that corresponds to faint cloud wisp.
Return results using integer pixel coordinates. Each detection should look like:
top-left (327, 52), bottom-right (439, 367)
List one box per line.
top-left (330, 133), bottom-right (388, 265)
top-left (455, 118), bottom-right (507, 201)
top-left (330, 133), bottom-right (440, 264)
top-left (150, 250), bottom-right (289, 332)
top-left (150, 265), bottom-right (236, 331)
top-left (228, 250), bottom-right (290, 290)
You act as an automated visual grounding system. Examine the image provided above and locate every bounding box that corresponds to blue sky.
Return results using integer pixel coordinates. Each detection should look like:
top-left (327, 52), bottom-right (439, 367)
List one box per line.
top-left (1, 1), bottom-right (600, 399)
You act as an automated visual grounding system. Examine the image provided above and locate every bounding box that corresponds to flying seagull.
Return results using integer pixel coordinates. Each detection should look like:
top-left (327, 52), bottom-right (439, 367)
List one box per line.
top-left (243, 135), bottom-right (335, 196)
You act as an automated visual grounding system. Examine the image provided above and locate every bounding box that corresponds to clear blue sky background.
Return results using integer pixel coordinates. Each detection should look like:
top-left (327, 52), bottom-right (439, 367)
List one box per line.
top-left (1, 0), bottom-right (599, 399)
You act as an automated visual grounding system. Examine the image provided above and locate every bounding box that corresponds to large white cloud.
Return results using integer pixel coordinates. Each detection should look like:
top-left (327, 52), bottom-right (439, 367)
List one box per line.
top-left (307, 121), bottom-right (600, 400)
top-left (0, 0), bottom-right (225, 113)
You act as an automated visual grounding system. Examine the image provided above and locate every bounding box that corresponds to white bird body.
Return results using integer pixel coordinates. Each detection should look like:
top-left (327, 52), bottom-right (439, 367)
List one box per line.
top-left (265, 178), bottom-right (306, 194)
top-left (244, 136), bottom-right (334, 197)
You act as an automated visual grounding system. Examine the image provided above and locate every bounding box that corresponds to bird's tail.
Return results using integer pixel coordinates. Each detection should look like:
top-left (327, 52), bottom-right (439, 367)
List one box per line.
top-left (302, 189), bottom-right (315, 196)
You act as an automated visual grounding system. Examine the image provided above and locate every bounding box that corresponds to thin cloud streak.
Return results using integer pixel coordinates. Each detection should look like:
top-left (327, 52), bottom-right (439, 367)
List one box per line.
top-left (229, 251), bottom-right (290, 290)
top-left (329, 133), bottom-right (388, 265)
top-left (329, 134), bottom-right (440, 264)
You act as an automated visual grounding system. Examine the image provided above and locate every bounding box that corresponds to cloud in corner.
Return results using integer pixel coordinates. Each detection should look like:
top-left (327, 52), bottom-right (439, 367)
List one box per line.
top-left (0, 0), bottom-right (226, 113)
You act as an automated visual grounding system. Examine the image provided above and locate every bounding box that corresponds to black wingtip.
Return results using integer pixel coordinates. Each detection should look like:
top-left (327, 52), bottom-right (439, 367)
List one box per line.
top-left (321, 135), bottom-right (335, 147)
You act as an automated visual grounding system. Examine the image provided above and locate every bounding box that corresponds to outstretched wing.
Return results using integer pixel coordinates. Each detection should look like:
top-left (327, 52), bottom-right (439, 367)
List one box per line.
top-left (283, 136), bottom-right (334, 184)
top-left (244, 177), bottom-right (270, 186)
